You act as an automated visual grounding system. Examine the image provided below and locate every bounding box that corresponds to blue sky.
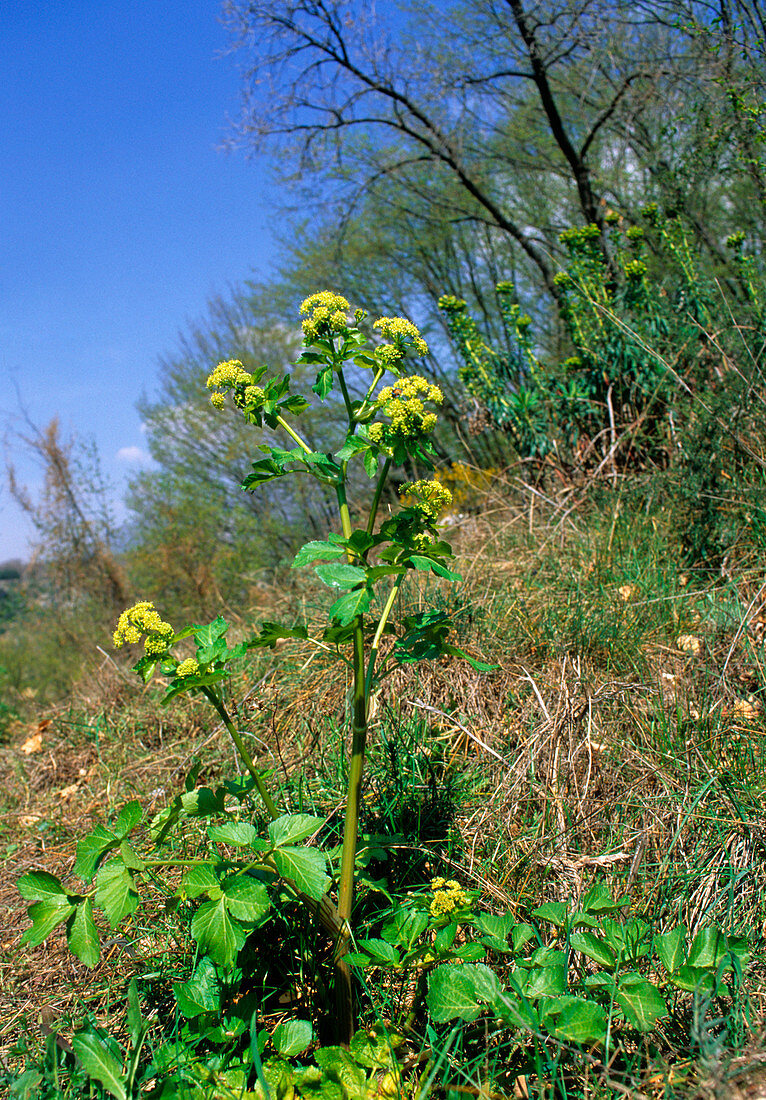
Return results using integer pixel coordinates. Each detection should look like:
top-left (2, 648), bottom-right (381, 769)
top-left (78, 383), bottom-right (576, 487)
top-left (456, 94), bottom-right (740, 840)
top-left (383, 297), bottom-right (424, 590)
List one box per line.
top-left (1, 1), bottom-right (280, 561)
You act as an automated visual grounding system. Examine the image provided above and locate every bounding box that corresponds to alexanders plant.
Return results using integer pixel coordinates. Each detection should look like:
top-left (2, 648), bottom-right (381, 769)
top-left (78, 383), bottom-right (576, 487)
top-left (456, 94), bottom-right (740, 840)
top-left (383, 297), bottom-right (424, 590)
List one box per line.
top-left (17, 291), bottom-right (492, 1051)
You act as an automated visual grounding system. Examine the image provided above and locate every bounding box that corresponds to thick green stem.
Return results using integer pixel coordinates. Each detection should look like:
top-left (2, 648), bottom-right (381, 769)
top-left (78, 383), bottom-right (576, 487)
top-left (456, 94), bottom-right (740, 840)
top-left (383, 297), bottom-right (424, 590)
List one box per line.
top-left (202, 687), bottom-right (280, 821)
top-left (364, 572), bottom-right (404, 697)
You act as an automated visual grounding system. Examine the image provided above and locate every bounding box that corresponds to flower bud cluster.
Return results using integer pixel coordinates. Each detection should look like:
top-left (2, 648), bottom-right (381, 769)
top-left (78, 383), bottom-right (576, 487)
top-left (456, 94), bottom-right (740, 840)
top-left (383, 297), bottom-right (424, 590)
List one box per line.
top-left (373, 315), bottom-right (428, 361)
top-left (429, 877), bottom-right (468, 918)
top-left (400, 479), bottom-right (453, 524)
top-left (176, 658), bottom-right (200, 678)
top-left (206, 359), bottom-right (257, 410)
top-left (114, 601), bottom-right (174, 656)
top-left (299, 291), bottom-right (351, 341)
top-left (368, 376), bottom-right (442, 451)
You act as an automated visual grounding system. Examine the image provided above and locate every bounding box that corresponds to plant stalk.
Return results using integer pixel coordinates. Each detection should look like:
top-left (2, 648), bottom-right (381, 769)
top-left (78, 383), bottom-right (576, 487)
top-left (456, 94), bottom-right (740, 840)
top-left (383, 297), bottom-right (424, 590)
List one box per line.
top-left (202, 687), bottom-right (280, 821)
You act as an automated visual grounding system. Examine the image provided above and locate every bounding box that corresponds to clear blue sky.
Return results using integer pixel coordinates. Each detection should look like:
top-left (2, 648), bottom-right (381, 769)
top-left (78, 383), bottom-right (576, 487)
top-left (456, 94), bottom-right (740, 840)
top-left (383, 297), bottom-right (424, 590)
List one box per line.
top-left (1, 1), bottom-right (280, 561)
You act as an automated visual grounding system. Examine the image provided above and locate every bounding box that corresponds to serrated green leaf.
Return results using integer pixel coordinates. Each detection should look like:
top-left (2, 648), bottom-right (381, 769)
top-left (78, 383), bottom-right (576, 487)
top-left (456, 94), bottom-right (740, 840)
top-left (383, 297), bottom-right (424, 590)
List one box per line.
top-left (408, 555), bottom-right (463, 582)
top-left (181, 863), bottom-right (220, 899)
top-left (474, 913), bottom-right (516, 952)
top-left (531, 902), bottom-right (568, 927)
top-left (20, 896), bottom-right (76, 947)
top-left (271, 846), bottom-right (330, 900)
top-left (222, 876), bottom-right (270, 923)
top-left (315, 562), bottom-right (367, 589)
top-left (426, 964), bottom-right (482, 1022)
top-left (95, 861), bottom-right (139, 928)
top-left (512, 923), bottom-right (537, 952)
top-left (524, 965), bottom-right (567, 998)
top-left (615, 972), bottom-right (667, 1031)
top-left (74, 825), bottom-right (120, 883)
top-left (268, 814), bottom-right (325, 848)
top-left (328, 586), bottom-right (372, 626)
top-left (248, 620), bottom-right (309, 649)
top-left (363, 449), bottom-right (379, 478)
top-left (687, 926), bottom-right (727, 969)
top-left (357, 938), bottom-right (400, 965)
top-left (193, 616), bottom-right (228, 648)
top-left (570, 931), bottom-right (618, 970)
top-left (70, 1028), bottom-right (127, 1100)
top-left (114, 801), bottom-right (143, 838)
top-left (291, 541), bottom-right (346, 569)
top-left (208, 821), bottom-right (259, 847)
top-left (433, 923), bottom-right (458, 953)
top-left (17, 870), bottom-right (68, 902)
top-left (273, 1019), bottom-right (313, 1057)
top-left (174, 956), bottom-right (222, 1019)
top-left (190, 896), bottom-right (247, 968)
top-left (655, 926), bottom-right (687, 974)
top-left (67, 898), bottom-right (100, 968)
top-left (552, 999), bottom-right (608, 1044)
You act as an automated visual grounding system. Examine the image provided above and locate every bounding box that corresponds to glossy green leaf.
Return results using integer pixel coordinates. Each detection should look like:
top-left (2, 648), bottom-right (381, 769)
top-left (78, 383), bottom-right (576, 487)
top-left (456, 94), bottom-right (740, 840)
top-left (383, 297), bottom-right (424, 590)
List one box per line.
top-left (268, 813), bottom-right (325, 848)
top-left (426, 964), bottom-right (482, 1022)
top-left (208, 821), bottom-right (259, 847)
top-left (174, 956), bottom-right (222, 1019)
top-left (315, 562), bottom-right (367, 588)
top-left (570, 931), bottom-right (617, 970)
top-left (552, 998), bottom-right (608, 1044)
top-left (20, 896), bottom-right (76, 947)
top-left (408, 555), bottom-right (462, 582)
top-left (222, 876), bottom-right (270, 923)
top-left (615, 972), bottom-right (667, 1032)
top-left (655, 925), bottom-right (687, 975)
top-left (95, 861), bottom-right (139, 928)
top-left (328, 586), bottom-right (372, 625)
top-left (70, 1028), bottom-right (127, 1100)
top-left (272, 846), bottom-right (330, 900)
top-left (74, 825), bottom-right (120, 883)
top-left (687, 926), bottom-right (727, 969)
top-left (291, 541), bottom-right (346, 568)
top-left (67, 898), bottom-right (100, 968)
top-left (668, 965), bottom-right (717, 994)
top-left (191, 896), bottom-right (247, 967)
top-left (113, 801), bottom-right (143, 838)
top-left (357, 938), bottom-right (400, 965)
top-left (531, 902), bottom-right (567, 927)
top-left (17, 870), bottom-right (68, 902)
top-left (273, 1019), bottom-right (313, 1057)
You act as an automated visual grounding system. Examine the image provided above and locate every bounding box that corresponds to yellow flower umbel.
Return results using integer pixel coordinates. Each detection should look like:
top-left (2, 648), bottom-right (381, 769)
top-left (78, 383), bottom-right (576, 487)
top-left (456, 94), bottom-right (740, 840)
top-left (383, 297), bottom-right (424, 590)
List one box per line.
top-left (206, 359), bottom-right (253, 409)
top-left (368, 376), bottom-right (443, 452)
top-left (400, 479), bottom-right (453, 525)
top-left (429, 877), bottom-right (469, 918)
top-left (299, 291), bottom-right (351, 342)
top-left (373, 316), bottom-right (429, 364)
top-left (113, 602), bottom-right (174, 657)
top-left (175, 658), bottom-right (200, 678)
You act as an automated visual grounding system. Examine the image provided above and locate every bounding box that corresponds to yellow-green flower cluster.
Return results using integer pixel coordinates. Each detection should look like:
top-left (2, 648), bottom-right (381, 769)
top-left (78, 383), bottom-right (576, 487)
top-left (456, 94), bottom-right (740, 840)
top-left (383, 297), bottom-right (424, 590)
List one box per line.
top-left (400, 479), bottom-right (453, 524)
top-left (373, 315), bottom-right (428, 359)
top-left (206, 359), bottom-right (253, 409)
top-left (429, 877), bottom-right (469, 918)
top-left (559, 223), bottom-right (601, 247)
top-left (113, 601), bottom-right (174, 656)
top-left (299, 291), bottom-right (350, 341)
top-left (552, 271), bottom-right (572, 288)
top-left (176, 658), bottom-right (200, 678)
top-left (624, 258), bottom-right (647, 280)
top-left (727, 230), bottom-right (746, 249)
top-left (625, 225), bottom-right (644, 243)
top-left (368, 376), bottom-right (443, 450)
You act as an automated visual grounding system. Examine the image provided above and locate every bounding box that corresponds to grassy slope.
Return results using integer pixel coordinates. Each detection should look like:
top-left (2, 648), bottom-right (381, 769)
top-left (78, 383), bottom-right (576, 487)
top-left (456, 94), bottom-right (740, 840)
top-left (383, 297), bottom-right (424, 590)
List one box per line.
top-left (2, 482), bottom-right (765, 1097)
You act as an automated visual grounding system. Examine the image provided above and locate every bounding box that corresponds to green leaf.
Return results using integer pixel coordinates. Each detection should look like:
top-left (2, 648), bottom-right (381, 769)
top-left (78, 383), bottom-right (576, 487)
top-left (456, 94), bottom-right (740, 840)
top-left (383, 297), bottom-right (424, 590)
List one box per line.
top-left (67, 898), bottom-right (100, 968)
top-left (126, 979), bottom-right (143, 1047)
top-left (474, 913), bottom-right (516, 952)
top-left (363, 449), bottom-right (379, 478)
top-left (615, 972), bottom-right (667, 1032)
top-left (668, 965), bottom-right (716, 994)
top-left (433, 923), bottom-right (458, 953)
top-left (272, 1019), bottom-right (313, 1057)
top-left (181, 862), bottom-right (220, 899)
top-left (271, 846), bottom-right (330, 900)
top-left (20, 896), bottom-right (76, 947)
top-left (114, 801), bottom-right (143, 838)
top-left (191, 896), bottom-right (247, 967)
top-left (580, 885), bottom-right (621, 913)
top-left (335, 436), bottom-right (370, 462)
top-left (524, 965), bottom-right (567, 998)
top-left (655, 926), bottom-right (687, 975)
top-left (570, 931), bottom-right (618, 970)
top-left (208, 822), bottom-right (259, 847)
top-left (511, 923), bottom-right (537, 952)
top-left (248, 621), bottom-right (309, 648)
top-left (291, 541), bottom-right (346, 568)
top-left (408, 555), bottom-right (463, 582)
top-left (328, 586), bottom-right (372, 626)
top-left (95, 861), bottom-right (139, 928)
top-left (119, 840), bottom-right (145, 871)
top-left (313, 365), bottom-right (333, 398)
top-left (174, 956), bottom-right (222, 1019)
top-left (426, 964), bottom-right (482, 1022)
top-left (17, 870), bottom-right (68, 902)
top-left (687, 926), bottom-right (728, 969)
top-left (74, 825), bottom-right (120, 882)
top-left (222, 876), bottom-right (270, 923)
top-left (315, 562), bottom-right (367, 588)
top-left (552, 999), bottom-right (608, 1045)
top-left (70, 1028), bottom-right (127, 1100)
top-left (179, 786), bottom-right (226, 817)
top-left (531, 902), bottom-right (568, 927)
top-left (357, 938), bottom-right (400, 965)
top-left (242, 457), bottom-right (289, 490)
top-left (193, 615), bottom-right (228, 648)
top-left (268, 813), bottom-right (325, 848)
